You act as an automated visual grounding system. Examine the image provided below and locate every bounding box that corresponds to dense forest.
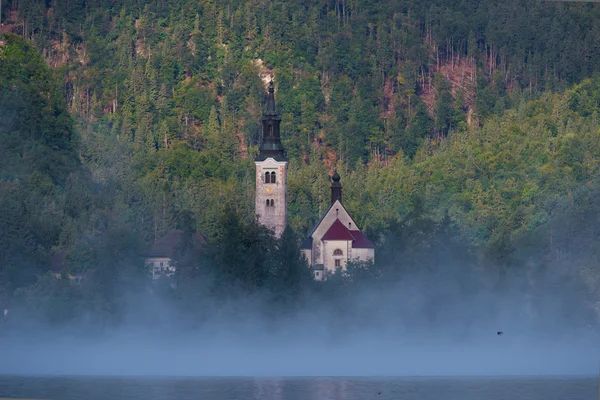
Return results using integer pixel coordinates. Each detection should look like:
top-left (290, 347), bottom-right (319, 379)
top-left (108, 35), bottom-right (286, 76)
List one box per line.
top-left (1, 0), bottom-right (600, 331)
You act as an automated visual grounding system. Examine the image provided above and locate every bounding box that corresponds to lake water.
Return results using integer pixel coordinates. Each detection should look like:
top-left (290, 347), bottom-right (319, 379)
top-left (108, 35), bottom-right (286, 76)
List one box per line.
top-left (0, 376), bottom-right (595, 400)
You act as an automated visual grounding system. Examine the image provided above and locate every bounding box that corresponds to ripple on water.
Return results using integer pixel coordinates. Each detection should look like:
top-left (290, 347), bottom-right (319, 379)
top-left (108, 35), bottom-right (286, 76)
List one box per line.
top-left (0, 375), bottom-right (596, 400)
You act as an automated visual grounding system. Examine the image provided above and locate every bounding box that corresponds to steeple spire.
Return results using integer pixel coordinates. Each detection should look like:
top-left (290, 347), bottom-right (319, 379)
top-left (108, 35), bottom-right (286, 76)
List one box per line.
top-left (256, 80), bottom-right (286, 161)
top-left (331, 171), bottom-right (342, 204)
top-left (265, 81), bottom-right (277, 116)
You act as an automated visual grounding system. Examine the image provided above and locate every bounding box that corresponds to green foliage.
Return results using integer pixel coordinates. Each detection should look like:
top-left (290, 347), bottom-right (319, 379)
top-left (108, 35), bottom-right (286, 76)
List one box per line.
top-left (0, 34), bottom-right (78, 309)
top-left (10, 0), bottom-right (600, 168)
top-left (0, 33), bottom-right (77, 184)
top-left (269, 226), bottom-right (314, 306)
top-left (2, 1), bottom-right (600, 329)
top-left (168, 208), bottom-right (313, 321)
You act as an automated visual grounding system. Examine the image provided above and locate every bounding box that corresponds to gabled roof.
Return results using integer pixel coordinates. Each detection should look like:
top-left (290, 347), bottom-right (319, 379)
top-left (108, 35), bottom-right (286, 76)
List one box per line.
top-left (315, 219), bottom-right (376, 249)
top-left (322, 219), bottom-right (356, 241)
top-left (144, 230), bottom-right (208, 258)
top-left (350, 230), bottom-right (376, 249)
top-left (307, 200), bottom-right (357, 238)
top-left (302, 200), bottom-right (374, 250)
top-left (307, 203), bottom-right (334, 238)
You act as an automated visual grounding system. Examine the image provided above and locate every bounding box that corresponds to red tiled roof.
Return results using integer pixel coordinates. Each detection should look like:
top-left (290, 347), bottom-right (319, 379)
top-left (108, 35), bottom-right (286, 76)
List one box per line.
top-left (144, 230), bottom-right (208, 258)
top-left (318, 219), bottom-right (375, 249)
top-left (321, 219), bottom-right (356, 241)
top-left (350, 230), bottom-right (376, 249)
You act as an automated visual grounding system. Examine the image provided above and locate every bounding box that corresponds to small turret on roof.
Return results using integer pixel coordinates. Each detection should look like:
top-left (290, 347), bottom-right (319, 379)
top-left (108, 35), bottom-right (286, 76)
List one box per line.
top-left (331, 170), bottom-right (342, 204)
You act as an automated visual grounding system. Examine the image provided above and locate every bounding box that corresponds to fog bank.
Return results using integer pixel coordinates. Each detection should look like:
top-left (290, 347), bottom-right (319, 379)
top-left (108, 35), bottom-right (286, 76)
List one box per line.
top-left (1, 257), bottom-right (598, 378)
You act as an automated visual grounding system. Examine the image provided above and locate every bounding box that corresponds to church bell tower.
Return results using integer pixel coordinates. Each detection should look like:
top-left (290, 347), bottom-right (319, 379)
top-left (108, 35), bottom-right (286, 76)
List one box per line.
top-left (255, 81), bottom-right (287, 237)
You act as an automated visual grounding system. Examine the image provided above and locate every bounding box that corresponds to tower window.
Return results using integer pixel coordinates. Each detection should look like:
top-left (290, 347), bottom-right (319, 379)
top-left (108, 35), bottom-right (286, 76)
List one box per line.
top-left (333, 249), bottom-right (343, 256)
top-left (270, 199), bottom-right (274, 207)
top-left (265, 171), bottom-right (271, 184)
top-left (271, 171), bottom-right (276, 184)
top-left (266, 199), bottom-right (270, 207)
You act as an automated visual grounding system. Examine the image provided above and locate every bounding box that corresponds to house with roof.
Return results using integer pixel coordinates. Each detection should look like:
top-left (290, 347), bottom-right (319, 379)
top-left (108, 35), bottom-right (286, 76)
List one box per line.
top-left (299, 172), bottom-right (375, 280)
top-left (143, 229), bottom-right (208, 279)
top-left (49, 251), bottom-right (85, 284)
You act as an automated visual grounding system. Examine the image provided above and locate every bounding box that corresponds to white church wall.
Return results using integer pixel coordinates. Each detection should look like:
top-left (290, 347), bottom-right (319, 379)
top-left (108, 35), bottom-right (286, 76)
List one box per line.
top-left (322, 239), bottom-right (352, 272)
top-left (350, 248), bottom-right (375, 263)
top-left (311, 200), bottom-right (357, 265)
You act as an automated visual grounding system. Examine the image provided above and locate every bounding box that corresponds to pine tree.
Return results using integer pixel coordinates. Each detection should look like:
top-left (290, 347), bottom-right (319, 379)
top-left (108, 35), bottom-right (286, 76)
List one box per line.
top-left (205, 105), bottom-right (220, 150)
top-left (218, 97), bottom-right (239, 164)
top-left (270, 226), bottom-right (312, 306)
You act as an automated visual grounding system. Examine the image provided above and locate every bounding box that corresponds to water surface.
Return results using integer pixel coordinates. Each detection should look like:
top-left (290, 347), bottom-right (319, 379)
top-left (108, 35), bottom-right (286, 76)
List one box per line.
top-left (0, 375), bottom-right (595, 400)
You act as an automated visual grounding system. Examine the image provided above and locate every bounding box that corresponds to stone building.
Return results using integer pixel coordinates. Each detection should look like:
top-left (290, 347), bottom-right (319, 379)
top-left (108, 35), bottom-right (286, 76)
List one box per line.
top-left (255, 81), bottom-right (288, 238)
top-left (300, 172), bottom-right (375, 280)
top-left (254, 81), bottom-right (374, 279)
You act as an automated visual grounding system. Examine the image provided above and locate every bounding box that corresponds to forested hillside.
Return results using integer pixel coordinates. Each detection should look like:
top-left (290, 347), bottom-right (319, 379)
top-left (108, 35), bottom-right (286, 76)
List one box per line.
top-left (0, 32), bottom-right (79, 308)
top-left (3, 0), bottom-right (600, 236)
top-left (0, 0), bottom-right (600, 329)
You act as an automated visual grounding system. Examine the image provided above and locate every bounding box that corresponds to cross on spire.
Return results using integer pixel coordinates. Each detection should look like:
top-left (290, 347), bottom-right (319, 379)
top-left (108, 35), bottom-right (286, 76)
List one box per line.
top-left (265, 81), bottom-right (277, 116)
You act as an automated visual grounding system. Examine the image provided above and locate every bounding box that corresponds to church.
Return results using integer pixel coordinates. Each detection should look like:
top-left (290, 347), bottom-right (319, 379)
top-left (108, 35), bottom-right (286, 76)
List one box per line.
top-left (255, 82), bottom-right (375, 280)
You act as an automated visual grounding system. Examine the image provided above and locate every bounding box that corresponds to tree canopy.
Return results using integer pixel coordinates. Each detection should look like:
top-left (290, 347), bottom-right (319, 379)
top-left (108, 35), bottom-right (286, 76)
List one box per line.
top-left (1, 0), bottom-right (600, 332)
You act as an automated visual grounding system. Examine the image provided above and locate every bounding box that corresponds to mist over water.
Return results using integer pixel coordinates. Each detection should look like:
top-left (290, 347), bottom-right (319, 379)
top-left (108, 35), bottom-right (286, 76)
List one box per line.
top-left (1, 261), bottom-right (598, 378)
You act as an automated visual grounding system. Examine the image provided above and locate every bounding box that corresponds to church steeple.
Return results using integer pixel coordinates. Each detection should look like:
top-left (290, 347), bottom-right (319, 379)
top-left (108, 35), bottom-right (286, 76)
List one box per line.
top-left (256, 81), bottom-right (286, 161)
top-left (254, 80), bottom-right (288, 238)
top-left (331, 171), bottom-right (342, 204)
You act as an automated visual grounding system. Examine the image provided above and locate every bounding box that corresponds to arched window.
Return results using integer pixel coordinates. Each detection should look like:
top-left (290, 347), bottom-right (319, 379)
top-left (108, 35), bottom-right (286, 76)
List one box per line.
top-left (270, 199), bottom-right (274, 207)
top-left (266, 199), bottom-right (270, 207)
top-left (333, 249), bottom-right (343, 256)
top-left (271, 171), bottom-right (276, 184)
top-left (265, 171), bottom-right (271, 184)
